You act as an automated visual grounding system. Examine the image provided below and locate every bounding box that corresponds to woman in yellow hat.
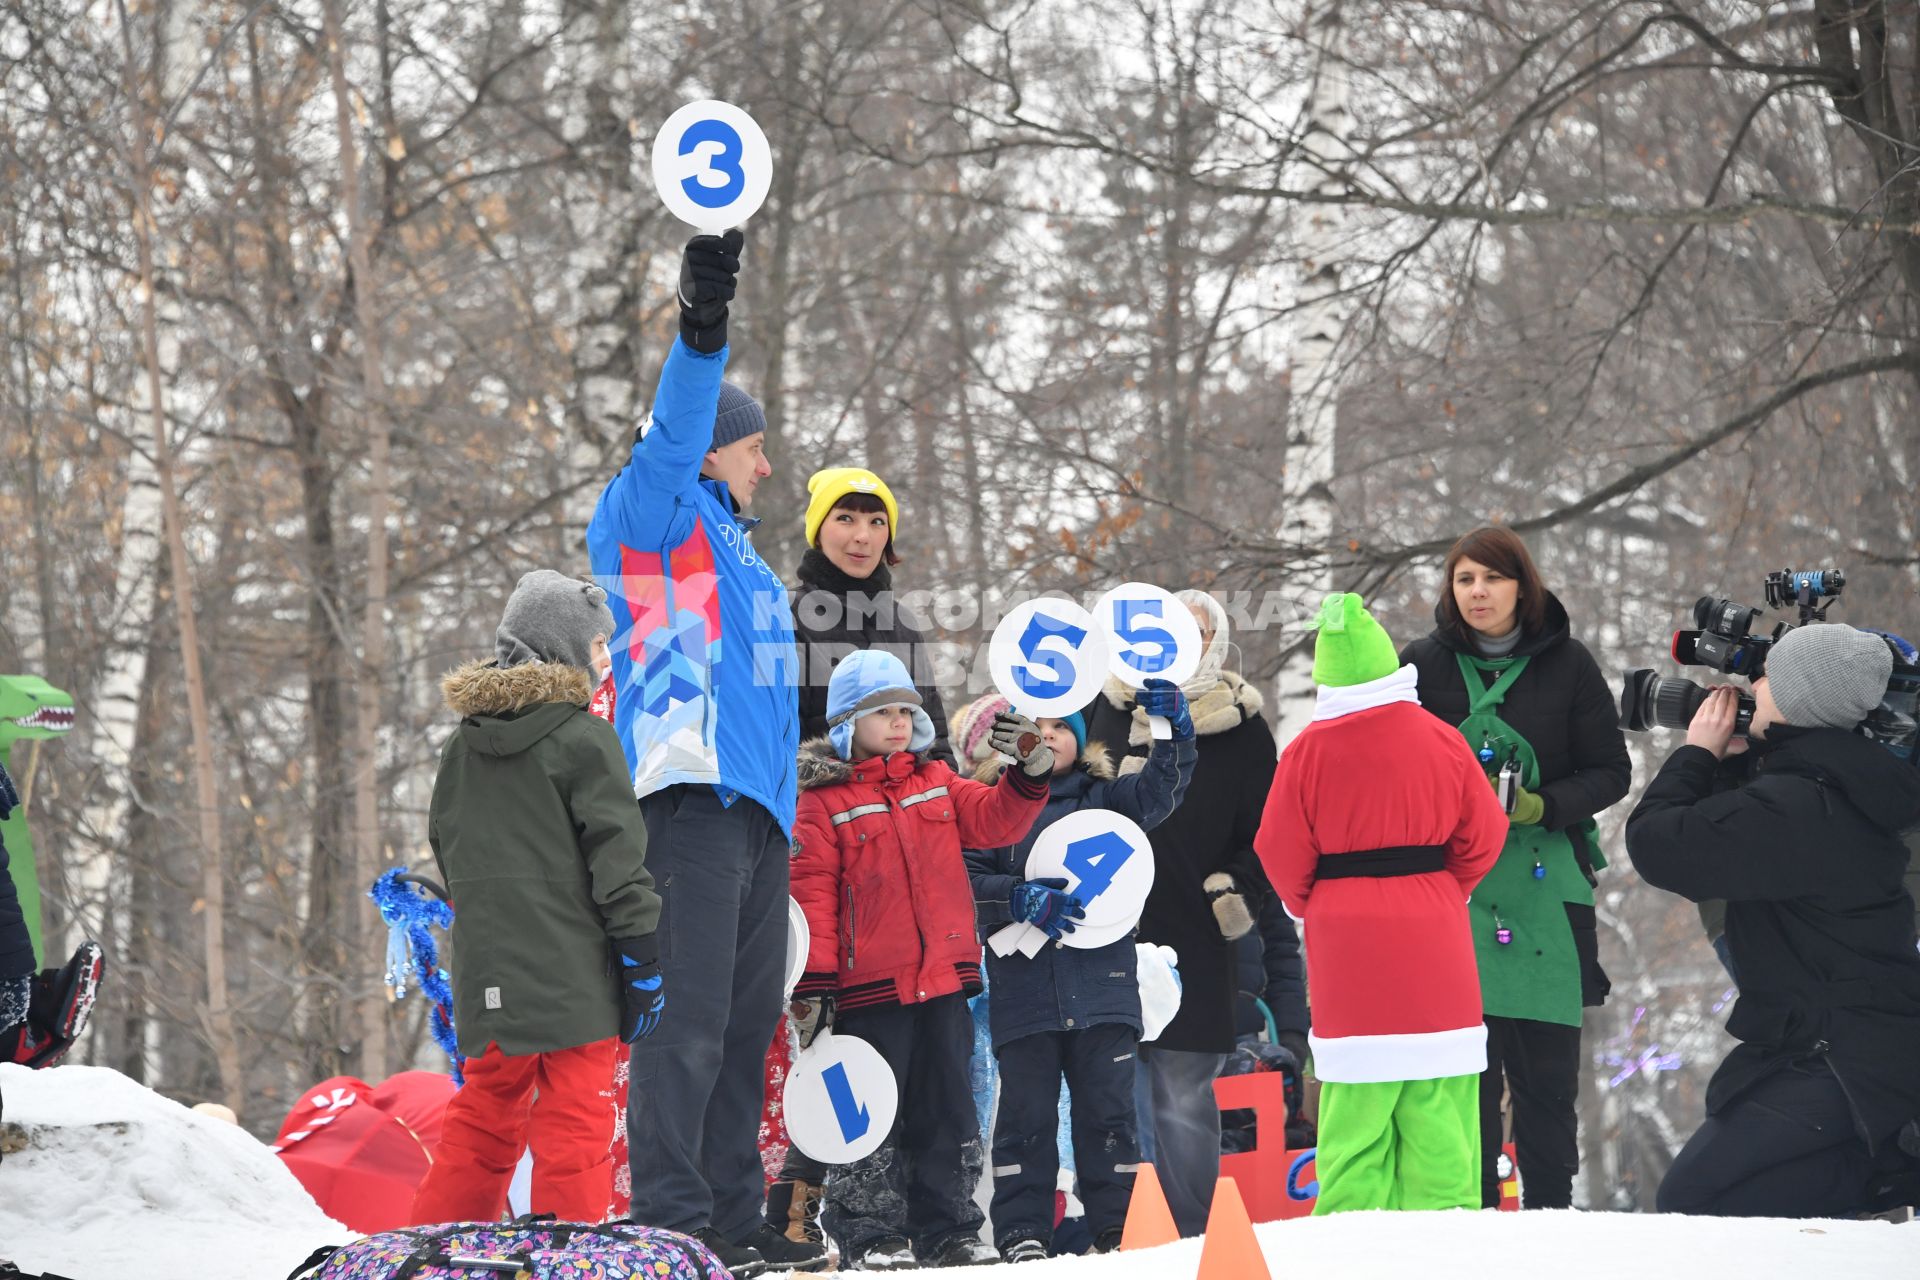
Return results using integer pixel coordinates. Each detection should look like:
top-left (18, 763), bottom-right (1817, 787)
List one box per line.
top-left (763, 465), bottom-right (957, 1252)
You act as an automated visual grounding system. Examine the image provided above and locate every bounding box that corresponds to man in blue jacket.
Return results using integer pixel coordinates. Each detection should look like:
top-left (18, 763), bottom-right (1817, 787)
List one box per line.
top-left (588, 229), bottom-right (812, 1276)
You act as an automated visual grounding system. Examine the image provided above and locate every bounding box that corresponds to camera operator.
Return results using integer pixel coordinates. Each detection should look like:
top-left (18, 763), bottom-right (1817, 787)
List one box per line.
top-left (1626, 623), bottom-right (1920, 1218)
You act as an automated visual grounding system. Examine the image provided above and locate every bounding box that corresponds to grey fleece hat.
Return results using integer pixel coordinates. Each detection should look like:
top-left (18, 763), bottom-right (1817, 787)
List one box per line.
top-left (712, 380), bottom-right (766, 450)
top-left (1766, 623), bottom-right (1892, 730)
top-left (495, 570), bottom-right (617, 673)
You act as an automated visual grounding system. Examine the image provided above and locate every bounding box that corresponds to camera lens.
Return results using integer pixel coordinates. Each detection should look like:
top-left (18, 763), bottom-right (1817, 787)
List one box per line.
top-left (1619, 669), bottom-right (1753, 734)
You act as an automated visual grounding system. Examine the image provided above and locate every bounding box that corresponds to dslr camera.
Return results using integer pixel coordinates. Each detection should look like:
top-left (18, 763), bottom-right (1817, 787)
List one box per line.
top-left (1619, 568), bottom-right (1920, 760)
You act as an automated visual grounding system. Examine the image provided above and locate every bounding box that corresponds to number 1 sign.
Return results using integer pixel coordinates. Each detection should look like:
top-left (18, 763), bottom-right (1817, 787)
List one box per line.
top-left (988, 810), bottom-right (1155, 958)
top-left (783, 1030), bottom-right (899, 1163)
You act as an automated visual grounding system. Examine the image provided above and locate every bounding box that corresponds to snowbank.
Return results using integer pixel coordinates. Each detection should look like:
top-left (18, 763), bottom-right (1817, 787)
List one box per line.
top-left (1, 1063), bottom-right (1912, 1278)
top-left (0, 1063), bottom-right (345, 1276)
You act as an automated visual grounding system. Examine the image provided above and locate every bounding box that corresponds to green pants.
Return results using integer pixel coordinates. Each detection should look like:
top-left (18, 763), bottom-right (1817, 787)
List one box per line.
top-left (1312, 1074), bottom-right (1480, 1214)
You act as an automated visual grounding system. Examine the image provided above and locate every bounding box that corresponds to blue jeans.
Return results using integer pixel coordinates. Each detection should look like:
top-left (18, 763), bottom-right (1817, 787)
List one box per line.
top-left (626, 787), bottom-right (788, 1239)
top-left (1136, 1044), bottom-right (1227, 1236)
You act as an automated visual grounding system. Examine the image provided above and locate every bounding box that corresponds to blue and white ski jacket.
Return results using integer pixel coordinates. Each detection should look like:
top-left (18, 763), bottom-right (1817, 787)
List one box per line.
top-left (587, 339), bottom-right (800, 838)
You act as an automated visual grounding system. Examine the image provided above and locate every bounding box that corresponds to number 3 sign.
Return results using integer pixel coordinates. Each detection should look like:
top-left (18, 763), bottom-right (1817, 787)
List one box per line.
top-left (988, 597), bottom-right (1111, 720)
top-left (989, 810), bottom-right (1155, 958)
top-left (651, 101), bottom-right (773, 232)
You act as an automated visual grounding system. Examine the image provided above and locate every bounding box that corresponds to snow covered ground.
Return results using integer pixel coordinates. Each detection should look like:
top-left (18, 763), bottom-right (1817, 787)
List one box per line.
top-left (1, 1063), bottom-right (1912, 1278)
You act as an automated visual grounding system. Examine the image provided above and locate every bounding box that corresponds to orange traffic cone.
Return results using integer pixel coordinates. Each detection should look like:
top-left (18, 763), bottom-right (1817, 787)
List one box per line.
top-left (1119, 1162), bottom-right (1180, 1251)
top-left (1196, 1175), bottom-right (1271, 1280)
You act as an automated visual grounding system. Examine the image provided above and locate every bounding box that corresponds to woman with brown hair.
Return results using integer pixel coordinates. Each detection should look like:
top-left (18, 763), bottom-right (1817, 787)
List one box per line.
top-left (1400, 526), bottom-right (1630, 1209)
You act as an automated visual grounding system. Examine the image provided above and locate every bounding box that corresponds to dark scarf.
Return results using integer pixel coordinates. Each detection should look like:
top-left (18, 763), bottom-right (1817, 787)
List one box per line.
top-left (797, 546), bottom-right (894, 598)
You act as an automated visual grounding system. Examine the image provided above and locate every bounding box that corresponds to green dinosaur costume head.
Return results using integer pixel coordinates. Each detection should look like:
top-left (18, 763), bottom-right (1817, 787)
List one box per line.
top-left (1, 674), bottom-right (76, 965)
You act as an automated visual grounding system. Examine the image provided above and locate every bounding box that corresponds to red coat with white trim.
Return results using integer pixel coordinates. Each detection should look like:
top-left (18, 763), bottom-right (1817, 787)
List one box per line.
top-left (1254, 667), bottom-right (1509, 1083)
top-left (791, 737), bottom-right (1047, 1013)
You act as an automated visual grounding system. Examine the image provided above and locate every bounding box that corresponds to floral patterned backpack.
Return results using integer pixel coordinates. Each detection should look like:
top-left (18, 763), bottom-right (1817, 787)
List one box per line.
top-left (286, 1218), bottom-right (729, 1280)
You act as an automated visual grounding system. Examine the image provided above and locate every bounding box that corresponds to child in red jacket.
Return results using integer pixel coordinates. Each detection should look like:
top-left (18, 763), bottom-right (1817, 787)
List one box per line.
top-left (1255, 594), bottom-right (1508, 1213)
top-left (789, 650), bottom-right (1052, 1271)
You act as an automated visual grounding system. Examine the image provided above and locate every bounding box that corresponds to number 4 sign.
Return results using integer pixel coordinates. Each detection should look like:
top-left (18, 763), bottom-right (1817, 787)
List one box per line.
top-left (989, 810), bottom-right (1155, 958)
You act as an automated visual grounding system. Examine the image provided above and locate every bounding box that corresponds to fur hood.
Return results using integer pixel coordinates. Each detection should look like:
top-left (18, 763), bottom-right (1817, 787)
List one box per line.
top-left (797, 736), bottom-right (858, 791)
top-left (442, 659), bottom-right (594, 717)
top-left (970, 740), bottom-right (1115, 785)
top-left (1102, 669), bottom-right (1264, 746)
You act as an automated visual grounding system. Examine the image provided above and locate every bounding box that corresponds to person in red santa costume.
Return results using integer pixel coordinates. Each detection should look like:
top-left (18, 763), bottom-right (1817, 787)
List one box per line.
top-left (1255, 593), bottom-right (1508, 1212)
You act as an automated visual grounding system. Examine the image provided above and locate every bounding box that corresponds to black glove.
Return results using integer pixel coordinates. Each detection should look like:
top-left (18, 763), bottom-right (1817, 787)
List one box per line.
top-left (677, 228), bottom-right (743, 354)
top-left (613, 936), bottom-right (664, 1043)
top-left (1276, 1029), bottom-right (1310, 1074)
top-left (792, 994), bottom-right (833, 1050)
top-left (988, 711), bottom-right (1055, 778)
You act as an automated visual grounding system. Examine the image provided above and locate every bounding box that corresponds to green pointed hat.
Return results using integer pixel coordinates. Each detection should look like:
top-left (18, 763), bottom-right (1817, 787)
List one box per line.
top-left (1310, 593), bottom-right (1401, 687)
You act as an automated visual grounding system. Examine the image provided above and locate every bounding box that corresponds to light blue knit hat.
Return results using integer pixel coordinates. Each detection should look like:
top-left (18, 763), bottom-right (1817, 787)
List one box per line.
top-left (826, 649), bottom-right (936, 760)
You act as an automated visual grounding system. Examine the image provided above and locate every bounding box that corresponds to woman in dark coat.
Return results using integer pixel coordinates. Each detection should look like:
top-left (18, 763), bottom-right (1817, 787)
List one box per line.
top-left (765, 466), bottom-right (954, 1247)
top-left (1400, 526), bottom-right (1630, 1210)
top-left (1083, 589), bottom-right (1280, 1237)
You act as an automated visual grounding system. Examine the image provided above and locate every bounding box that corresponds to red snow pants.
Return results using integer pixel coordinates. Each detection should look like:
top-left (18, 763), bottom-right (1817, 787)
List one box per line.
top-left (411, 1038), bottom-right (619, 1225)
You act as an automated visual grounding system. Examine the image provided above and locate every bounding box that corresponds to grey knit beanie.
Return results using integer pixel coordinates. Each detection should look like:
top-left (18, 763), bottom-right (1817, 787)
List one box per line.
top-left (495, 570), bottom-right (617, 673)
top-left (1766, 623), bottom-right (1891, 730)
top-left (711, 380), bottom-right (766, 450)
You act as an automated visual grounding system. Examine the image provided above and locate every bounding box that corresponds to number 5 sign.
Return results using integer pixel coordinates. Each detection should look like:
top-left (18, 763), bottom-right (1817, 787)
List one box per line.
top-left (988, 597), bottom-right (1111, 720)
top-left (783, 1030), bottom-right (899, 1163)
top-left (989, 810), bottom-right (1155, 958)
top-left (1095, 583), bottom-right (1201, 740)
top-left (651, 101), bottom-right (773, 232)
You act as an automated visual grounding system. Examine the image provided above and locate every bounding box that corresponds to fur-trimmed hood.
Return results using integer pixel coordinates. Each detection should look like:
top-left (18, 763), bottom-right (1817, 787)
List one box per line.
top-left (443, 659), bottom-right (594, 717)
top-left (797, 736), bottom-right (858, 791)
top-left (1102, 670), bottom-right (1264, 746)
top-left (970, 740), bottom-right (1115, 786)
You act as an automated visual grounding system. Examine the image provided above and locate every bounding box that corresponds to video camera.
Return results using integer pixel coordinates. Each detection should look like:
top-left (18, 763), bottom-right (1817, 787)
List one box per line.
top-left (1619, 567), bottom-right (1920, 761)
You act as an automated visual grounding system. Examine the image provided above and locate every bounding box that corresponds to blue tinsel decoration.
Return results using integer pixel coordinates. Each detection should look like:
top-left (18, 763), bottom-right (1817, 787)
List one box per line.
top-left (368, 867), bottom-right (464, 1086)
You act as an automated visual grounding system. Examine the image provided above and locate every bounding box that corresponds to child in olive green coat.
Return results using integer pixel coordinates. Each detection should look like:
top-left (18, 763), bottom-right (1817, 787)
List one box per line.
top-left (411, 570), bottom-right (662, 1226)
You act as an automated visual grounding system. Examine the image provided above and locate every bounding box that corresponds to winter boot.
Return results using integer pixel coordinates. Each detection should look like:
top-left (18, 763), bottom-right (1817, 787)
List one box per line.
top-left (690, 1227), bottom-right (768, 1278)
top-left (765, 1175), bottom-right (826, 1246)
top-left (848, 1236), bottom-right (917, 1270)
top-left (0, 941), bottom-right (104, 1070)
top-left (737, 1222), bottom-right (829, 1273)
top-left (998, 1237), bottom-right (1048, 1264)
top-left (920, 1233), bottom-right (998, 1267)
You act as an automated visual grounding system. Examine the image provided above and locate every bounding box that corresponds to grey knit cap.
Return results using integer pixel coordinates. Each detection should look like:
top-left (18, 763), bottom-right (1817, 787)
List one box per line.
top-left (495, 569), bottom-right (617, 673)
top-left (1766, 623), bottom-right (1892, 730)
top-left (712, 381), bottom-right (766, 450)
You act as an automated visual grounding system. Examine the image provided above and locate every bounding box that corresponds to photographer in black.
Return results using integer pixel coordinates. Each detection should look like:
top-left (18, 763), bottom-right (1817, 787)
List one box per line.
top-left (1626, 623), bottom-right (1920, 1217)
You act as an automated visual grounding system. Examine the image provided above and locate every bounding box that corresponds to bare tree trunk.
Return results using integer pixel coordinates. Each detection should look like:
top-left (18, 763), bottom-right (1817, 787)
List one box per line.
top-left (323, 0), bottom-right (392, 1082)
top-left (1276, 1), bottom-right (1351, 741)
top-left (118, 0), bottom-right (241, 1114)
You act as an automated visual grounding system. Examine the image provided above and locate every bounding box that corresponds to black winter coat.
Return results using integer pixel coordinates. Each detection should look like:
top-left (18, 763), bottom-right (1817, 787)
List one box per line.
top-left (967, 736), bottom-right (1195, 1049)
top-left (1233, 894), bottom-right (1309, 1041)
top-left (792, 549), bottom-right (952, 765)
top-left (1627, 726), bottom-right (1920, 1148)
top-left (1086, 673), bottom-right (1277, 1054)
top-left (1400, 592), bottom-right (1631, 835)
top-left (0, 762), bottom-right (33, 981)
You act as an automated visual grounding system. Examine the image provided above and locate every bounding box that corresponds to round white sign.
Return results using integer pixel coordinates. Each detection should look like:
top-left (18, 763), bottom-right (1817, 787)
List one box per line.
top-left (783, 1030), bottom-right (899, 1164)
top-left (785, 897), bottom-right (809, 1000)
top-left (1095, 583), bottom-right (1202, 689)
top-left (988, 597), bottom-right (1112, 720)
top-left (651, 100), bottom-right (773, 232)
top-left (1023, 809), bottom-right (1155, 948)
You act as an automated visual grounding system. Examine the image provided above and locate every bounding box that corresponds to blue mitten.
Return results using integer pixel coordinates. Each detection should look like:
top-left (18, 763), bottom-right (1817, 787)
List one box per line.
top-left (1010, 877), bottom-right (1086, 940)
top-left (1137, 678), bottom-right (1194, 741)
